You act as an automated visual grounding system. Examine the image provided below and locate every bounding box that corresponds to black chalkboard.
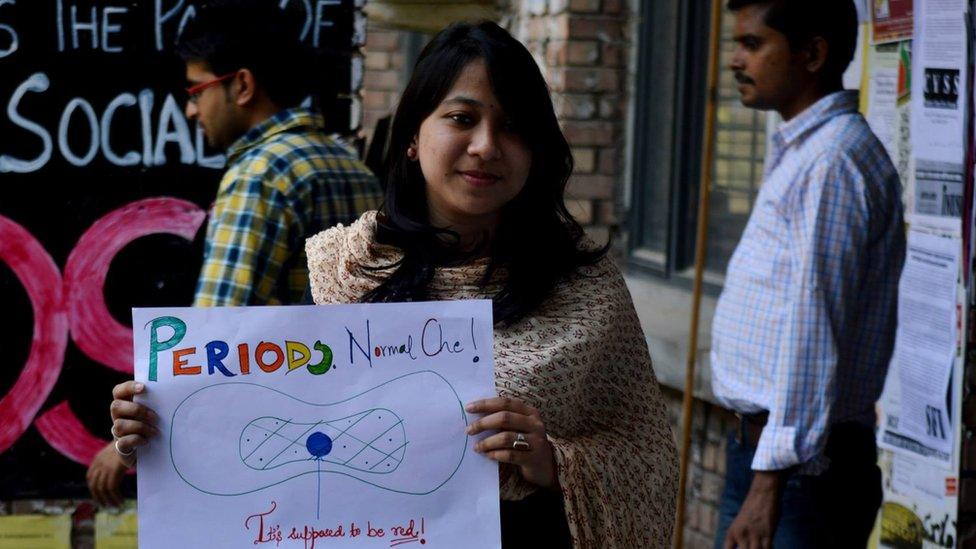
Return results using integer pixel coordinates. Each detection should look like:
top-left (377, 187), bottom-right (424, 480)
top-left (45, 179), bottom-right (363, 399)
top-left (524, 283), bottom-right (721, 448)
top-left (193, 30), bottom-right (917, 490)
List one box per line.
top-left (0, 0), bottom-right (360, 498)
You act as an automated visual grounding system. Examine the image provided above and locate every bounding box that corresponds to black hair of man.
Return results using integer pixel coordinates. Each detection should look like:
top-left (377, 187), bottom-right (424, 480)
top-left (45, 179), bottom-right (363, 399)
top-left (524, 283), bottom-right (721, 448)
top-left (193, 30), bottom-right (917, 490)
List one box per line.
top-left (727, 0), bottom-right (858, 87)
top-left (175, 0), bottom-right (315, 109)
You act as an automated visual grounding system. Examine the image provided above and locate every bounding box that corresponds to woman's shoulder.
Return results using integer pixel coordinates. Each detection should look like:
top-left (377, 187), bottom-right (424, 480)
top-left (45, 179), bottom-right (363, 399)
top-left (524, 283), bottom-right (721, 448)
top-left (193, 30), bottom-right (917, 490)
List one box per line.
top-left (569, 235), bottom-right (617, 279)
top-left (568, 239), bottom-right (630, 294)
top-left (525, 246), bottom-right (624, 320)
top-left (305, 210), bottom-right (390, 304)
top-left (306, 210), bottom-right (379, 257)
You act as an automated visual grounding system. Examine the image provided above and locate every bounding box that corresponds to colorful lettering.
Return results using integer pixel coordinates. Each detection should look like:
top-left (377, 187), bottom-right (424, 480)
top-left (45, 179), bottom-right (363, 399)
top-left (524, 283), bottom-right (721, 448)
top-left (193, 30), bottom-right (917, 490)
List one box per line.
top-left (237, 343), bottom-right (250, 375)
top-left (285, 341), bottom-right (311, 373)
top-left (256, 341), bottom-right (284, 373)
top-left (206, 340), bottom-right (234, 377)
top-left (172, 347), bottom-right (200, 376)
top-left (307, 341), bottom-right (333, 375)
top-left (149, 316), bottom-right (187, 381)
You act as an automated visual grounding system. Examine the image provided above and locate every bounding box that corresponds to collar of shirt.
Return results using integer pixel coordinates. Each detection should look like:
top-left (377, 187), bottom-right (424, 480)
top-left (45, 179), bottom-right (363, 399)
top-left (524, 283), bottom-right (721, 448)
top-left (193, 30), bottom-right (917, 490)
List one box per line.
top-left (225, 106), bottom-right (326, 164)
top-left (767, 90), bottom-right (859, 173)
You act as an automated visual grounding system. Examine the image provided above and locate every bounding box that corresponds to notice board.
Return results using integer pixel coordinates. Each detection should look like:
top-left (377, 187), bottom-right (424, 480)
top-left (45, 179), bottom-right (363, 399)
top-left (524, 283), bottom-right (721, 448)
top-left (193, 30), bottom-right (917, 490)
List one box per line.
top-left (0, 0), bottom-right (362, 498)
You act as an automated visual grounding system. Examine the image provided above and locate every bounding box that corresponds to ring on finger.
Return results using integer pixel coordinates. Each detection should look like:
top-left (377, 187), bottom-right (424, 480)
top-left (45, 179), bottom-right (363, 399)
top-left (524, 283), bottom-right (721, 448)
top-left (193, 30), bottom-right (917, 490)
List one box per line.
top-left (512, 432), bottom-right (530, 451)
top-left (115, 439), bottom-right (134, 457)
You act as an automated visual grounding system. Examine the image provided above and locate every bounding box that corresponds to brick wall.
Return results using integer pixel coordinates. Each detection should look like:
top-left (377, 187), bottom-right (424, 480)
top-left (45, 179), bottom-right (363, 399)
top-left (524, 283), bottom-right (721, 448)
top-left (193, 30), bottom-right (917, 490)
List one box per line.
top-left (513, 0), bottom-right (627, 246)
top-left (663, 388), bottom-right (735, 548)
top-left (361, 27), bottom-right (408, 145)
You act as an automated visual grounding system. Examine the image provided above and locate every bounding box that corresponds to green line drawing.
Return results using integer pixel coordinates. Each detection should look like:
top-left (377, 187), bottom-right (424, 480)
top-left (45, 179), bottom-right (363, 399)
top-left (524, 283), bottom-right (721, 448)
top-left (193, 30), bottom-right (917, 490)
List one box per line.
top-left (168, 370), bottom-right (469, 507)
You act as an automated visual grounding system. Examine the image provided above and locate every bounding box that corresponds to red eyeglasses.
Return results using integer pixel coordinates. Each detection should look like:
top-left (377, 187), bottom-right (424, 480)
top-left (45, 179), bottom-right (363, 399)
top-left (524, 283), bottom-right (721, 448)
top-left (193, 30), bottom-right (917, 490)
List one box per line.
top-left (185, 72), bottom-right (237, 104)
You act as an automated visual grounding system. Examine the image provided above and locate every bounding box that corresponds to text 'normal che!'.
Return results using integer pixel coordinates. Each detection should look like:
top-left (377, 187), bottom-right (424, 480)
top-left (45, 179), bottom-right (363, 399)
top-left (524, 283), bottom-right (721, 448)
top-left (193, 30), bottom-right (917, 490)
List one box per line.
top-left (144, 315), bottom-right (483, 382)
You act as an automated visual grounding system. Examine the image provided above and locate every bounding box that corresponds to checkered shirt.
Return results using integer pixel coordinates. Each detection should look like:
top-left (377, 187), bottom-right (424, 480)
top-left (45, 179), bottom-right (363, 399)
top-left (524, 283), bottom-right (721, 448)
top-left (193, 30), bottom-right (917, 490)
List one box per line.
top-left (710, 91), bottom-right (905, 473)
top-left (194, 107), bottom-right (382, 306)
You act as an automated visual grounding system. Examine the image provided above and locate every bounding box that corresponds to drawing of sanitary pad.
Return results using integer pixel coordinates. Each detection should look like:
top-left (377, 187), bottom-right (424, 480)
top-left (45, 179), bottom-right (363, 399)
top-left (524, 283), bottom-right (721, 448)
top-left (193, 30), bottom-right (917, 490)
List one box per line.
top-left (168, 370), bottom-right (469, 497)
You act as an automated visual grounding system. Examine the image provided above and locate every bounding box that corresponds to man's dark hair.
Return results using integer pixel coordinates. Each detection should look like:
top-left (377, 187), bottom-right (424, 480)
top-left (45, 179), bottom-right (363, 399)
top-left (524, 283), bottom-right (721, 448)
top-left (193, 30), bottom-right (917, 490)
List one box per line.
top-left (175, 0), bottom-right (315, 108)
top-left (728, 0), bottom-right (858, 85)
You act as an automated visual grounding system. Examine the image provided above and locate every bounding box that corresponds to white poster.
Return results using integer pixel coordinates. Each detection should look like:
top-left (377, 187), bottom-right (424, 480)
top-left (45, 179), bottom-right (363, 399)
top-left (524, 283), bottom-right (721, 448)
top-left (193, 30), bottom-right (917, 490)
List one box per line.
top-left (891, 453), bottom-right (949, 504)
top-left (867, 43), bottom-right (901, 161)
top-left (879, 230), bottom-right (959, 466)
top-left (132, 301), bottom-right (499, 549)
top-left (878, 449), bottom-right (959, 548)
top-left (910, 0), bottom-right (967, 227)
top-left (843, 23), bottom-right (869, 90)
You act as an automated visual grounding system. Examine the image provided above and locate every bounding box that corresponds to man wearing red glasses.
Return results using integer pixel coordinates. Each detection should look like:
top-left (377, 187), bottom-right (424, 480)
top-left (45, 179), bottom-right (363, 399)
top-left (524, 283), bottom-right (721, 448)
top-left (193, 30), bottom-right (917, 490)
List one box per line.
top-left (178, 0), bottom-right (382, 307)
top-left (85, 0), bottom-right (382, 506)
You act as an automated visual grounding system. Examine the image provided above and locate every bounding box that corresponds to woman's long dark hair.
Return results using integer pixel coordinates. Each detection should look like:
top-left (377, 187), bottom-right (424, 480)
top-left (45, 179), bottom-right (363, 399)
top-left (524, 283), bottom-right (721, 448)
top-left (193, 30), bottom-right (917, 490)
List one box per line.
top-left (361, 21), bottom-right (608, 324)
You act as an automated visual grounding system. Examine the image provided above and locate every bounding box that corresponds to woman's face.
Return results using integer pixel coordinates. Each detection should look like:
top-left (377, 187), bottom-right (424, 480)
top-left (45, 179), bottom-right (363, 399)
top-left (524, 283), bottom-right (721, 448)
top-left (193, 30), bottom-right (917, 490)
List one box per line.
top-left (414, 60), bottom-right (532, 232)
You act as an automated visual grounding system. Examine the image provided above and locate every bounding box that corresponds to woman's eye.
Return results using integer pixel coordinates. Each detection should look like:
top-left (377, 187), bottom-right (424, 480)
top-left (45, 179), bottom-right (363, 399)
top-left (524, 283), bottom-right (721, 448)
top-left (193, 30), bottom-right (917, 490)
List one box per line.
top-left (448, 113), bottom-right (473, 124)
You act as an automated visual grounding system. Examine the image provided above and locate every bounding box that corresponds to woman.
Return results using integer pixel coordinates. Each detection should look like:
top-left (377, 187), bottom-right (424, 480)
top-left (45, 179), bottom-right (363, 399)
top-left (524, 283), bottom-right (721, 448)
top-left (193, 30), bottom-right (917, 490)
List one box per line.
top-left (304, 22), bottom-right (677, 547)
top-left (111, 21), bottom-right (677, 548)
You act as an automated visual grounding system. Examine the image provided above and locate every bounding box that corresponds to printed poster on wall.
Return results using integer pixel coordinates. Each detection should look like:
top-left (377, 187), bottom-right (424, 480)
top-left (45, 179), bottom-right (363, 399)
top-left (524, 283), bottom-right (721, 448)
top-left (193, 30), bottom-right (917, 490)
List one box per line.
top-left (878, 450), bottom-right (959, 548)
top-left (872, 0), bottom-right (915, 44)
top-left (878, 230), bottom-right (959, 466)
top-left (867, 43), bottom-right (902, 161)
top-left (910, 0), bottom-right (967, 232)
top-left (132, 301), bottom-right (500, 549)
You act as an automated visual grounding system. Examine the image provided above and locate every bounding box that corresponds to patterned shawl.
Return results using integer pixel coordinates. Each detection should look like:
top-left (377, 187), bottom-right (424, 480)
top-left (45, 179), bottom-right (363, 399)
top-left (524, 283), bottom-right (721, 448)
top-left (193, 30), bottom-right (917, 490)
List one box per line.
top-left (306, 211), bottom-right (678, 548)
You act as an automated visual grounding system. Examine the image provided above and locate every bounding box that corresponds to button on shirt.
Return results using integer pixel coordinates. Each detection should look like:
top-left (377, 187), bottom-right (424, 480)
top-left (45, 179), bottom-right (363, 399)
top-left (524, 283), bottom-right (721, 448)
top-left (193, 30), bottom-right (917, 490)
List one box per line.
top-left (710, 91), bottom-right (905, 473)
top-left (194, 107), bottom-right (383, 306)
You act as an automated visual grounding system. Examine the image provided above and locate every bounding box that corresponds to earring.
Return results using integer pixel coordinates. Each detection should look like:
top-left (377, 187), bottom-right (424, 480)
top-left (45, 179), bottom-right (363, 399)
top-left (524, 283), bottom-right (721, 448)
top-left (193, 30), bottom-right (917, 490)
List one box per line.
top-left (407, 146), bottom-right (417, 160)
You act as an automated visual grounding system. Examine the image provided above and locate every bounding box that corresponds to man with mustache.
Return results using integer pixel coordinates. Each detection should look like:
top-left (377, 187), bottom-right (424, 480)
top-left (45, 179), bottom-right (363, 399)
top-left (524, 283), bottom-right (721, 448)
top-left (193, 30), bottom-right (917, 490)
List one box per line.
top-left (710, 1), bottom-right (904, 548)
top-left (86, 0), bottom-right (382, 507)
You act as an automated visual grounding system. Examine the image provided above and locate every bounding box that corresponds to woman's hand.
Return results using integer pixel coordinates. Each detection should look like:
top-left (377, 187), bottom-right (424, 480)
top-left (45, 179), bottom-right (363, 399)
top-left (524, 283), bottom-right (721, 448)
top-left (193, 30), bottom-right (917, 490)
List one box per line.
top-left (110, 381), bottom-right (160, 468)
top-left (86, 442), bottom-right (129, 507)
top-left (465, 397), bottom-right (558, 490)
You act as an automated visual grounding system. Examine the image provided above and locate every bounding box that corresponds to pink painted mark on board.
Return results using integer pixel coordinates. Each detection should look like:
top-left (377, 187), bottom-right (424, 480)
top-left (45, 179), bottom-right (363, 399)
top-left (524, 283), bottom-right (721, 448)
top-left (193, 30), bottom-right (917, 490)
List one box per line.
top-left (34, 401), bottom-right (113, 466)
top-left (64, 197), bottom-right (206, 373)
top-left (0, 215), bottom-right (69, 454)
top-left (31, 197), bottom-right (208, 463)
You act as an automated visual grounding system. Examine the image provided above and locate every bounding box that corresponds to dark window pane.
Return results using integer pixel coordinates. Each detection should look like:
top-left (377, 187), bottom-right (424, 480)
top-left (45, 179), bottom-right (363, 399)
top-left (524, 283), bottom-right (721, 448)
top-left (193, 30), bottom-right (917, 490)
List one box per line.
top-left (704, 9), bottom-right (766, 274)
top-left (635, 0), bottom-right (681, 256)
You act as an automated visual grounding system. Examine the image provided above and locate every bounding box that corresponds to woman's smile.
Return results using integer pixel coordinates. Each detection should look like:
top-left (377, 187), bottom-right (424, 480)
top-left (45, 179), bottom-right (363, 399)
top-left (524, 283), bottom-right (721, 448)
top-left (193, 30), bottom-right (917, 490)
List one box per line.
top-left (458, 169), bottom-right (502, 187)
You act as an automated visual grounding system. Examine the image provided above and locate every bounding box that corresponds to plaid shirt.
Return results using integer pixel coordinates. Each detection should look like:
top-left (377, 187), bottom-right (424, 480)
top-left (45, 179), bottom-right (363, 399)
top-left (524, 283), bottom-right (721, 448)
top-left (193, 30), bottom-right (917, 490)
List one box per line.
top-left (194, 107), bottom-right (382, 306)
top-left (710, 91), bottom-right (905, 473)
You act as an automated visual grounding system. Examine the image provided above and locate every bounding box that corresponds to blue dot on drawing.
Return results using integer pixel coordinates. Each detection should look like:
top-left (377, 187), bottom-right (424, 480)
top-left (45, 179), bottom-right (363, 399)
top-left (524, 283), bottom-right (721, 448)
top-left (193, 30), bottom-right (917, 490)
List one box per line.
top-left (306, 432), bottom-right (333, 458)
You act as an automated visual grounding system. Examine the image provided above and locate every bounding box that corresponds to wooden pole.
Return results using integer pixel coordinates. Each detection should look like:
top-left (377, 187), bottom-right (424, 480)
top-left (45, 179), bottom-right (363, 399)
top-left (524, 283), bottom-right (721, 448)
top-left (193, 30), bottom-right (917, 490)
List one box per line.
top-left (674, 0), bottom-right (723, 546)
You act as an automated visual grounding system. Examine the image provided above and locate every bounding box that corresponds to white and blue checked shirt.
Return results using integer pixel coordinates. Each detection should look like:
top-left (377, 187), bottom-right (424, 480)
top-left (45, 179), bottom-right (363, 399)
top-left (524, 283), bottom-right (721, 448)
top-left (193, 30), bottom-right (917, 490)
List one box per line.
top-left (711, 91), bottom-right (905, 473)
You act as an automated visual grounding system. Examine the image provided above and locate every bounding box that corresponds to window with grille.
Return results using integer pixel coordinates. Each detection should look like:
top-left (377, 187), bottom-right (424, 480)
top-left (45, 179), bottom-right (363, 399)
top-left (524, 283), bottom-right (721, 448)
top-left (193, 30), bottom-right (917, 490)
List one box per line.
top-left (629, 0), bottom-right (768, 285)
top-left (706, 9), bottom-right (768, 276)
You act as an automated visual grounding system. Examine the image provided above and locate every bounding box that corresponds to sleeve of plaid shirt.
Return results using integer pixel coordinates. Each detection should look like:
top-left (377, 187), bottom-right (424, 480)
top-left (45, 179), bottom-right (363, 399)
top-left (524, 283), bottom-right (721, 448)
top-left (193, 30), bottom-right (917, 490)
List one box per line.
top-left (753, 153), bottom-right (870, 471)
top-left (193, 173), bottom-right (296, 307)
